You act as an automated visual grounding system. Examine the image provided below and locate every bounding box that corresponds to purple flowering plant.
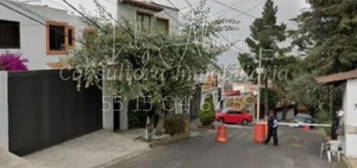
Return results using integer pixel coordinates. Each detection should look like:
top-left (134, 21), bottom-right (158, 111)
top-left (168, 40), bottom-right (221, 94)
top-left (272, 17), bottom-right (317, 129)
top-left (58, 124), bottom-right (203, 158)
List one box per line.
top-left (0, 53), bottom-right (28, 71)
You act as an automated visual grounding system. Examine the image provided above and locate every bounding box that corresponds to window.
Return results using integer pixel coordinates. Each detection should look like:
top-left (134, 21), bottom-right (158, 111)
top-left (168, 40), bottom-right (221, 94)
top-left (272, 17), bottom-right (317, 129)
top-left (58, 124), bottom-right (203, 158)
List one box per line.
top-left (83, 28), bottom-right (96, 46)
top-left (137, 12), bottom-right (153, 33)
top-left (46, 21), bottom-right (74, 55)
top-left (67, 26), bottom-right (75, 47)
top-left (156, 18), bottom-right (169, 34)
top-left (0, 20), bottom-right (20, 49)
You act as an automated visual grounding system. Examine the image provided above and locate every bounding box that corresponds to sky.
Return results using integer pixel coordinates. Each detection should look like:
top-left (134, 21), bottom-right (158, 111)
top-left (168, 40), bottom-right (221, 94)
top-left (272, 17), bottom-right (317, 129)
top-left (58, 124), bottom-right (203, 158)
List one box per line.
top-left (19, 0), bottom-right (310, 66)
top-left (152, 0), bottom-right (310, 66)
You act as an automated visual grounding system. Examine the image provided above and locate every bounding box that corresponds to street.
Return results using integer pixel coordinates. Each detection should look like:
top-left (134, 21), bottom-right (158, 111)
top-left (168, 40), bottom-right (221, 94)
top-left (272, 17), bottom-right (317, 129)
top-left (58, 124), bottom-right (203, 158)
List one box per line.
top-left (112, 127), bottom-right (340, 168)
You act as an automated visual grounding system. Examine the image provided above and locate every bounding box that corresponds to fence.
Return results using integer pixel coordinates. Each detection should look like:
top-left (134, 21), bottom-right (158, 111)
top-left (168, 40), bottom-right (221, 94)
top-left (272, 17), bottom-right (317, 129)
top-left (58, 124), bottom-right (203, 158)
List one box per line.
top-left (4, 70), bottom-right (102, 156)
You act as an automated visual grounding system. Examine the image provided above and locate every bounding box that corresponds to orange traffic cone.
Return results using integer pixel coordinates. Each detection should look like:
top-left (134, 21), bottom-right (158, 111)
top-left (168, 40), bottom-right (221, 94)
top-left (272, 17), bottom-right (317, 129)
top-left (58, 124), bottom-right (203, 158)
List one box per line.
top-left (303, 125), bottom-right (311, 131)
top-left (216, 124), bottom-right (228, 143)
top-left (253, 122), bottom-right (267, 143)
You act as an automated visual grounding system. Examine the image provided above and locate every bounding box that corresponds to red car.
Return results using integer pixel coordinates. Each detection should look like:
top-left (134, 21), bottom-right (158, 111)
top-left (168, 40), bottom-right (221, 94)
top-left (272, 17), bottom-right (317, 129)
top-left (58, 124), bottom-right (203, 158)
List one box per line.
top-left (215, 109), bottom-right (253, 125)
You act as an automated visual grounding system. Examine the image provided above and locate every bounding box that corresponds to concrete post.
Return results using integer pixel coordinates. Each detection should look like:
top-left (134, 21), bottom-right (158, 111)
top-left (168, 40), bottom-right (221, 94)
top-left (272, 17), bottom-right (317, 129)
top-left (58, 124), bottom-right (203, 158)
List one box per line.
top-left (102, 69), bottom-right (114, 130)
top-left (120, 100), bottom-right (129, 131)
top-left (0, 71), bottom-right (8, 150)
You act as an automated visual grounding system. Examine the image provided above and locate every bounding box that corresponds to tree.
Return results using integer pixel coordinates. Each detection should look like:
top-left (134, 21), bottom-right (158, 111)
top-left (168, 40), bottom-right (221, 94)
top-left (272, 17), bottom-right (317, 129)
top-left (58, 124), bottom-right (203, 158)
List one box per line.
top-left (286, 0), bottom-right (357, 124)
top-left (199, 95), bottom-right (215, 126)
top-left (66, 0), bottom-right (238, 140)
top-left (238, 0), bottom-right (288, 115)
top-left (290, 0), bottom-right (357, 75)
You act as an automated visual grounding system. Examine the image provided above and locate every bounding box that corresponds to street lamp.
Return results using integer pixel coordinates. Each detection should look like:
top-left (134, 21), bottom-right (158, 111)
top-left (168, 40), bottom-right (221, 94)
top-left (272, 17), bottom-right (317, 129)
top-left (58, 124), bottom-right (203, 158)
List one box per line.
top-left (256, 47), bottom-right (274, 123)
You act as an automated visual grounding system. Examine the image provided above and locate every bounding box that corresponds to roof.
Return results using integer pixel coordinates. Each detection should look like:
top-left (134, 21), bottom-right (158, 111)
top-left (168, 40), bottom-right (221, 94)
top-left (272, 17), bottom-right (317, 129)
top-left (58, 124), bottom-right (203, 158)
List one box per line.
top-left (149, 2), bottom-right (179, 11)
top-left (315, 69), bottom-right (357, 84)
top-left (121, 0), bottom-right (163, 12)
top-left (224, 90), bottom-right (241, 96)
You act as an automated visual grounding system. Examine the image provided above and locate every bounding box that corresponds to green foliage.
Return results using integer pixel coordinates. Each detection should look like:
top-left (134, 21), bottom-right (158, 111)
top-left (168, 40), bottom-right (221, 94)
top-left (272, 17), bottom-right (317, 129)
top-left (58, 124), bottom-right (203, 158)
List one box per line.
top-left (238, 0), bottom-right (291, 112)
top-left (290, 0), bottom-right (357, 75)
top-left (199, 95), bottom-right (215, 126)
top-left (286, 0), bottom-right (355, 123)
top-left (261, 87), bottom-right (279, 110)
top-left (163, 114), bottom-right (187, 136)
top-left (66, 0), bottom-right (238, 112)
top-left (285, 73), bottom-right (345, 118)
top-left (238, 0), bottom-right (289, 77)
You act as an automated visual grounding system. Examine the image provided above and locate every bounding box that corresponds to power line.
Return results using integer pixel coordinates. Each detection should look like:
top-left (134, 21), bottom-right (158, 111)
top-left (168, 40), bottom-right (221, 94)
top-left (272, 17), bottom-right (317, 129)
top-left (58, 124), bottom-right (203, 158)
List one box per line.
top-left (179, 1), bottom-right (201, 10)
top-left (216, 1), bottom-right (264, 18)
top-left (0, 0), bottom-right (86, 45)
top-left (10, 0), bottom-right (48, 21)
top-left (91, 0), bottom-right (182, 59)
top-left (0, 0), bottom-right (45, 25)
top-left (212, 0), bottom-right (252, 18)
top-left (61, 0), bottom-right (104, 31)
top-left (209, 0), bottom-right (257, 19)
top-left (165, 0), bottom-right (246, 53)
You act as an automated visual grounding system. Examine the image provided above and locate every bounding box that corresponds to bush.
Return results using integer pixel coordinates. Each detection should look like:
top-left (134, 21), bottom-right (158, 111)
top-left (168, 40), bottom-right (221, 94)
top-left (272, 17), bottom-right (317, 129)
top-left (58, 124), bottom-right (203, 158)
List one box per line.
top-left (0, 53), bottom-right (28, 71)
top-left (199, 95), bottom-right (215, 126)
top-left (164, 114), bottom-right (187, 136)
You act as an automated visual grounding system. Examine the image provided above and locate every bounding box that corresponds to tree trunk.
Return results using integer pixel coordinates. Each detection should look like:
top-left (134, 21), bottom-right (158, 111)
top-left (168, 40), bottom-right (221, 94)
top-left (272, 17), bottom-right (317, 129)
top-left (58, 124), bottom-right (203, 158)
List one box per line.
top-left (154, 111), bottom-right (166, 135)
top-left (145, 116), bottom-right (153, 142)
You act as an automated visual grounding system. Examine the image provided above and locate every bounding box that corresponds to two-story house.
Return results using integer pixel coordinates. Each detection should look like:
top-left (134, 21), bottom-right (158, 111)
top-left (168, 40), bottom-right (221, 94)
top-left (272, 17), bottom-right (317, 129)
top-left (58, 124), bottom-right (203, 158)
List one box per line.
top-left (1, 0), bottom-right (180, 70)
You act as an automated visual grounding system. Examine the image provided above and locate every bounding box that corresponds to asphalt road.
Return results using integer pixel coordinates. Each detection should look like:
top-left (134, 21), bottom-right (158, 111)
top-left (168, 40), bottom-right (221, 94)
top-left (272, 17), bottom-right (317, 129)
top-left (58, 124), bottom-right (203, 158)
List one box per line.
top-left (112, 126), bottom-right (341, 168)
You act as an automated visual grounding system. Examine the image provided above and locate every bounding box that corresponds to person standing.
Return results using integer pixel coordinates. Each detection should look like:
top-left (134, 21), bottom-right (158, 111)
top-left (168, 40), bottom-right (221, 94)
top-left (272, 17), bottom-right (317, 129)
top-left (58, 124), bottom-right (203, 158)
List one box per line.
top-left (265, 112), bottom-right (279, 146)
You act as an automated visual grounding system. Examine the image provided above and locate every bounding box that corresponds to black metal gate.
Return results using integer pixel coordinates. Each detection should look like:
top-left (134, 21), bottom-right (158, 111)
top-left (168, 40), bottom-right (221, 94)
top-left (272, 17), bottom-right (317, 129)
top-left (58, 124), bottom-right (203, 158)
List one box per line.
top-left (8, 70), bottom-right (102, 156)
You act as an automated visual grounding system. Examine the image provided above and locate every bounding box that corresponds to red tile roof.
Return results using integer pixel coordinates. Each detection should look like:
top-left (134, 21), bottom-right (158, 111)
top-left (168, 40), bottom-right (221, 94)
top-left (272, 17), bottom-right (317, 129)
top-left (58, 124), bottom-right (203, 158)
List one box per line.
top-left (315, 69), bottom-right (357, 84)
top-left (121, 0), bottom-right (163, 11)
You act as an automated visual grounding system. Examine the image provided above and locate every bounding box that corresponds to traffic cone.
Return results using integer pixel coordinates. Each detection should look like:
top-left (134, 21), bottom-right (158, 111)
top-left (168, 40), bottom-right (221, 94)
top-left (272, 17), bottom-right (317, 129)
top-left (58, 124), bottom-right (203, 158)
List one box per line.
top-left (216, 124), bottom-right (228, 143)
top-left (253, 122), bottom-right (267, 143)
top-left (303, 125), bottom-right (310, 131)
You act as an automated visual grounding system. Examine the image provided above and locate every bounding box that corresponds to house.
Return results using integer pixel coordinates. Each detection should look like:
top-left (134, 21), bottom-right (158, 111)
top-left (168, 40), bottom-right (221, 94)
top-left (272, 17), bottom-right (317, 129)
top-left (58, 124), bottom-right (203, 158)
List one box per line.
top-left (1, 0), bottom-right (180, 70)
top-left (1, 0), bottom-right (180, 132)
top-left (0, 0), bottom-right (87, 70)
top-left (19, 0), bottom-right (180, 34)
top-left (316, 69), bottom-right (357, 158)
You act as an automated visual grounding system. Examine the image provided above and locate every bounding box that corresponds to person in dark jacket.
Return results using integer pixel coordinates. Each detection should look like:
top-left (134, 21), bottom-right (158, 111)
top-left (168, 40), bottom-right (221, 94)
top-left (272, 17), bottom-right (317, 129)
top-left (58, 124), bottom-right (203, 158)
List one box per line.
top-left (265, 112), bottom-right (279, 146)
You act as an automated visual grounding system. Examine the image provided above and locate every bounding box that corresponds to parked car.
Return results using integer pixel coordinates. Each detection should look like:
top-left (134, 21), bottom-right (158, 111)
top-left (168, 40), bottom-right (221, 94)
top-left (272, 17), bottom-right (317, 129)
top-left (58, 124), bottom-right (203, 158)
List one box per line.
top-left (215, 108), bottom-right (253, 125)
top-left (293, 113), bottom-right (313, 127)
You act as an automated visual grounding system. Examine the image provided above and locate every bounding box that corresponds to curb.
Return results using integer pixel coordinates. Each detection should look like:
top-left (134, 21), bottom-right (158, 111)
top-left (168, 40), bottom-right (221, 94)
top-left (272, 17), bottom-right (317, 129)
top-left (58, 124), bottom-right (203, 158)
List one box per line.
top-left (342, 156), bottom-right (356, 168)
top-left (149, 134), bottom-right (189, 148)
top-left (94, 147), bottom-right (151, 168)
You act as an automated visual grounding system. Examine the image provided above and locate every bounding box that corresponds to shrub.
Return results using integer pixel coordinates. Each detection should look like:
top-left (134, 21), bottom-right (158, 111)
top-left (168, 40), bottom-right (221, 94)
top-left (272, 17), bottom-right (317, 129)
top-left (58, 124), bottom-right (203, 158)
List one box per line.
top-left (0, 53), bottom-right (28, 71)
top-left (199, 95), bottom-right (215, 126)
top-left (164, 114), bottom-right (187, 136)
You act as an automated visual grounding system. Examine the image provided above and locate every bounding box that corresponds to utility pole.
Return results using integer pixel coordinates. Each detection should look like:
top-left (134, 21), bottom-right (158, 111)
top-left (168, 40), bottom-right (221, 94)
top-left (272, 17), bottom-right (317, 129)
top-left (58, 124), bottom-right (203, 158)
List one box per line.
top-left (257, 48), bottom-right (263, 122)
top-left (256, 48), bottom-right (274, 122)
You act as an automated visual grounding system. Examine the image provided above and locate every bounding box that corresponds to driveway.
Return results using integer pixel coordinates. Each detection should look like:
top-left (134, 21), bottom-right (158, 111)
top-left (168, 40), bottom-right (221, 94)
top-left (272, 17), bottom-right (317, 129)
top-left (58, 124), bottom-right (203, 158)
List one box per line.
top-left (111, 126), bottom-right (340, 168)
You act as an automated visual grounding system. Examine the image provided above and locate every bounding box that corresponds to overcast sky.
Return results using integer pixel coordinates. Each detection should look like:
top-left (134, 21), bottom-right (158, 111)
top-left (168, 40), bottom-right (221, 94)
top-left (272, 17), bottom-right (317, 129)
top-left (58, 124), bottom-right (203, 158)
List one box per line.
top-left (153, 0), bottom-right (309, 66)
top-left (22, 0), bottom-right (310, 66)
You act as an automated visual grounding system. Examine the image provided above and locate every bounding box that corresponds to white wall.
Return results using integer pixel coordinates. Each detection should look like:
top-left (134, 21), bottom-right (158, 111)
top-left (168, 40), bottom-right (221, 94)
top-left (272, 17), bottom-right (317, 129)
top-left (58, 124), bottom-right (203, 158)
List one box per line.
top-left (345, 78), bottom-right (357, 157)
top-left (0, 1), bottom-right (86, 70)
top-left (31, 0), bottom-right (180, 33)
top-left (0, 72), bottom-right (8, 150)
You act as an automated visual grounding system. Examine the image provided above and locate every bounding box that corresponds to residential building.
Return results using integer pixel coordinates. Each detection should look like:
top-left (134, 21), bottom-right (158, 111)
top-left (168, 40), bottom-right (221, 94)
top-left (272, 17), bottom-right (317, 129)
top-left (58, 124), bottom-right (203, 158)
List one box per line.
top-left (1, 0), bottom-right (180, 70)
top-left (316, 69), bottom-right (357, 158)
top-left (0, 0), bottom-right (86, 70)
top-left (1, 0), bottom-right (180, 133)
top-left (19, 0), bottom-right (180, 34)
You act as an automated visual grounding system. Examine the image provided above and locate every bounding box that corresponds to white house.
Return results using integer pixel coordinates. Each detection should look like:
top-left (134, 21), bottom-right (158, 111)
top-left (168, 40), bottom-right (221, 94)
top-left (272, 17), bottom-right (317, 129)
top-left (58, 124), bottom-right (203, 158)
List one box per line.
top-left (316, 69), bottom-right (357, 158)
top-left (0, 0), bottom-right (87, 70)
top-left (1, 0), bottom-right (180, 132)
top-left (18, 0), bottom-right (180, 34)
top-left (1, 0), bottom-right (180, 70)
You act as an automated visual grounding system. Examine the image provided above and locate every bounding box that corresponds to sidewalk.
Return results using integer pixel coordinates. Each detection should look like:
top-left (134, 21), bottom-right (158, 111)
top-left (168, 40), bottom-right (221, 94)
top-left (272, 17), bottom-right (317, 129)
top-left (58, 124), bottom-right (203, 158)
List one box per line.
top-left (343, 157), bottom-right (357, 168)
top-left (25, 129), bottom-right (150, 168)
top-left (0, 147), bottom-right (37, 168)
